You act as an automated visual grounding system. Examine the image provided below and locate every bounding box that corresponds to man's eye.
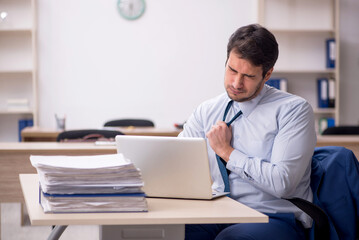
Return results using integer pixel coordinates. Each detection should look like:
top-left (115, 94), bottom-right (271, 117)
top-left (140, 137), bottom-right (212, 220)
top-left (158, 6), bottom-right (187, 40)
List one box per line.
top-left (228, 69), bottom-right (236, 74)
top-left (245, 75), bottom-right (255, 79)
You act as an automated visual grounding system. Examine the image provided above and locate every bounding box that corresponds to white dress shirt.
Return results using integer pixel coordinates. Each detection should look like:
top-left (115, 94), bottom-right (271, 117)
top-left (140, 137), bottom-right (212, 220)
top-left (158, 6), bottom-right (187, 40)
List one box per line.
top-left (179, 84), bottom-right (317, 228)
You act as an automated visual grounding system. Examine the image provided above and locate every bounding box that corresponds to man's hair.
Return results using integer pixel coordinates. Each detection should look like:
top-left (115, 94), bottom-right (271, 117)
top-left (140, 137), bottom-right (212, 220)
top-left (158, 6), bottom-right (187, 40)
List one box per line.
top-left (226, 24), bottom-right (279, 78)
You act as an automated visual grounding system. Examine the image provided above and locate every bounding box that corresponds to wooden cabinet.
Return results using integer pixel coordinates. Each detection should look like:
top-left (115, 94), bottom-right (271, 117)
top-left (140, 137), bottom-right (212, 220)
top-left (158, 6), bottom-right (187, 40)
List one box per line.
top-left (258, 0), bottom-right (339, 134)
top-left (0, 0), bottom-right (37, 141)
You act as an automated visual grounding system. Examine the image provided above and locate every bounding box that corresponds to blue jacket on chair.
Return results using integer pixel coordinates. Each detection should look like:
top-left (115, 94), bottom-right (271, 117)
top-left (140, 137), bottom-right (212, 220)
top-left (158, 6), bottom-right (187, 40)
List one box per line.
top-left (310, 146), bottom-right (359, 239)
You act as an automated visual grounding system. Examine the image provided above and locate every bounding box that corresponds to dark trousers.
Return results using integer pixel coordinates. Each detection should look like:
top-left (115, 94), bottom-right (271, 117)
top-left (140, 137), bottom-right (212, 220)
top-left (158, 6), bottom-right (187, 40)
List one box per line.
top-left (185, 212), bottom-right (306, 240)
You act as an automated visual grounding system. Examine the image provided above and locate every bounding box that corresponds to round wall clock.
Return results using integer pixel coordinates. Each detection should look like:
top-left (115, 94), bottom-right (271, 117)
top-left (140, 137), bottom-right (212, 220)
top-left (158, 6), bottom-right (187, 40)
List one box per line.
top-left (117, 0), bottom-right (146, 20)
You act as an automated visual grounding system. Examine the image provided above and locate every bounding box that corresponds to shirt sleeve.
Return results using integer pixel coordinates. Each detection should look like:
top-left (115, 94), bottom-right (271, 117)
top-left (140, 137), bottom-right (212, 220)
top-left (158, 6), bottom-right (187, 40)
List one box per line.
top-left (178, 107), bottom-right (206, 138)
top-left (226, 101), bottom-right (317, 198)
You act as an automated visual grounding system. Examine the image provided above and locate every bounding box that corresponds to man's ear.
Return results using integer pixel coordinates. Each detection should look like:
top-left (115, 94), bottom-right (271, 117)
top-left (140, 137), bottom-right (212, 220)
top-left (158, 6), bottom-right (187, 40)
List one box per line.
top-left (264, 68), bottom-right (274, 82)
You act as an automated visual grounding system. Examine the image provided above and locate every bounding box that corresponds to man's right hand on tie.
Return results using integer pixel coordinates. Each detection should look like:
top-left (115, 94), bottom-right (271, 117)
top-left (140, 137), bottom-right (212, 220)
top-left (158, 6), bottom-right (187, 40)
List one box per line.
top-left (206, 121), bottom-right (234, 162)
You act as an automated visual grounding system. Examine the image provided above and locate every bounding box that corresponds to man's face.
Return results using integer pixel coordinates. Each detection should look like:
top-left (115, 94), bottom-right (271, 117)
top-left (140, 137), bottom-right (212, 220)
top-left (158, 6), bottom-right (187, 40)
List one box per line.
top-left (224, 51), bottom-right (273, 102)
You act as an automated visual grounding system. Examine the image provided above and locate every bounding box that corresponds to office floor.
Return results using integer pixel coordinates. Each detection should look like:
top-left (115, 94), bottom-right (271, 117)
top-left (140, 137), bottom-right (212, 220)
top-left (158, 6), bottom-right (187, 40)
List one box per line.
top-left (1, 203), bottom-right (99, 240)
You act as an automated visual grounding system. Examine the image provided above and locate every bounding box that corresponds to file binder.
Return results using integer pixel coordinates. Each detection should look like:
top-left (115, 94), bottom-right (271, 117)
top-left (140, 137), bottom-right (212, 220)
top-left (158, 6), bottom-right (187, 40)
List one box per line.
top-left (328, 78), bottom-right (335, 108)
top-left (39, 188), bottom-right (148, 213)
top-left (317, 78), bottom-right (329, 108)
top-left (327, 118), bottom-right (335, 128)
top-left (326, 38), bottom-right (335, 69)
top-left (279, 78), bottom-right (288, 92)
top-left (18, 118), bottom-right (33, 142)
top-left (267, 78), bottom-right (288, 92)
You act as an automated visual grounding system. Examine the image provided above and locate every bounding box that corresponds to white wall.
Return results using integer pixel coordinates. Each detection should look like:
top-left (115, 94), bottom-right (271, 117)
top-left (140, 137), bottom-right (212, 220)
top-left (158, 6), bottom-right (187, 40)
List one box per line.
top-left (37, 0), bottom-right (257, 129)
top-left (339, 0), bottom-right (359, 125)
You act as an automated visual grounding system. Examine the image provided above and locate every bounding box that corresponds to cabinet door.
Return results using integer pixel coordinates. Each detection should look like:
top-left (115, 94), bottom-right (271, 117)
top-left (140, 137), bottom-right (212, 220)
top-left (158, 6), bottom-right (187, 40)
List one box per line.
top-left (258, 0), bottom-right (339, 134)
top-left (0, 0), bottom-right (37, 142)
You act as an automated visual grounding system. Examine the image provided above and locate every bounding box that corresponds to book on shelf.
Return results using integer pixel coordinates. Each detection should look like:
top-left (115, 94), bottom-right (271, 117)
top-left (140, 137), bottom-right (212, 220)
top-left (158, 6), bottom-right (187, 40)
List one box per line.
top-left (317, 78), bottom-right (335, 108)
top-left (30, 154), bottom-right (148, 213)
top-left (326, 38), bottom-right (336, 69)
top-left (317, 78), bottom-right (328, 108)
top-left (266, 78), bottom-right (287, 92)
top-left (18, 118), bottom-right (33, 142)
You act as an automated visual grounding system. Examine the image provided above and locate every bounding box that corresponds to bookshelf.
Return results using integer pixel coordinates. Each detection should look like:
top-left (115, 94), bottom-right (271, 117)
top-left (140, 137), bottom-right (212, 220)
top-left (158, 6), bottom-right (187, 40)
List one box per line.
top-left (258, 0), bottom-right (340, 134)
top-left (0, 0), bottom-right (37, 141)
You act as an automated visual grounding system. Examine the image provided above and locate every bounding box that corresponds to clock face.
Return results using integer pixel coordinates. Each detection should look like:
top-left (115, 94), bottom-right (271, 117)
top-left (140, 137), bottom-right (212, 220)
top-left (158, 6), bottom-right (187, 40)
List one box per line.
top-left (117, 0), bottom-right (146, 20)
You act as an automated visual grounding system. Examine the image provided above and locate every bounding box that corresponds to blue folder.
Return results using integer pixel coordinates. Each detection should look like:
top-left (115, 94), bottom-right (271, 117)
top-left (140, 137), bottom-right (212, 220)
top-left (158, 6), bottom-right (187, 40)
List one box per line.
top-left (326, 38), bottom-right (335, 69)
top-left (317, 78), bottom-right (329, 108)
top-left (42, 191), bottom-right (146, 198)
top-left (267, 78), bottom-right (287, 92)
top-left (18, 118), bottom-right (33, 141)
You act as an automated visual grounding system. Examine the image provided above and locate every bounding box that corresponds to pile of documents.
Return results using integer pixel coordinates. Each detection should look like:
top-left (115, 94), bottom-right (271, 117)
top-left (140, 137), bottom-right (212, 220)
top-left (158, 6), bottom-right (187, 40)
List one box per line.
top-left (30, 154), bottom-right (147, 213)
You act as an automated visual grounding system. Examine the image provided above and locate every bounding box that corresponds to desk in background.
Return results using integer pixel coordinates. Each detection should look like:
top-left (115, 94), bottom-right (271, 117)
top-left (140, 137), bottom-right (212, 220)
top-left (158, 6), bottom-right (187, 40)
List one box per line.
top-left (1, 136), bottom-right (359, 203)
top-left (21, 126), bottom-right (181, 142)
top-left (20, 174), bottom-right (268, 240)
top-left (316, 135), bottom-right (359, 157)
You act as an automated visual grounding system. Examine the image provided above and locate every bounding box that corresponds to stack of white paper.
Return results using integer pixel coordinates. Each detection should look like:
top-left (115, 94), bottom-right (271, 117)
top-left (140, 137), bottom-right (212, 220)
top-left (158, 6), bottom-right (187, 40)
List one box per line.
top-left (30, 154), bottom-right (147, 213)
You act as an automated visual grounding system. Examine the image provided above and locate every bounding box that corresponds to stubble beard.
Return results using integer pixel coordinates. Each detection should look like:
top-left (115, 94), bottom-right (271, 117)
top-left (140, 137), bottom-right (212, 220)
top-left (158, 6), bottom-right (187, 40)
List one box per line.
top-left (226, 78), bottom-right (265, 102)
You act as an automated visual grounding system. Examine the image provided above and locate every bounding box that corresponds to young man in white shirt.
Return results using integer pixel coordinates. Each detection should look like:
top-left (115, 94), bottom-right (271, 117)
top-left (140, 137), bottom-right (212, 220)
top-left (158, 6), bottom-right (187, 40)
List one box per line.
top-left (180, 24), bottom-right (316, 240)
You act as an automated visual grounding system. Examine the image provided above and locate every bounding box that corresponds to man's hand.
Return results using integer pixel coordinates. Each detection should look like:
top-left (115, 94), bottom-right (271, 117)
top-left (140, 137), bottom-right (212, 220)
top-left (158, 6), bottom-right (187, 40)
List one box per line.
top-left (206, 121), bottom-right (234, 162)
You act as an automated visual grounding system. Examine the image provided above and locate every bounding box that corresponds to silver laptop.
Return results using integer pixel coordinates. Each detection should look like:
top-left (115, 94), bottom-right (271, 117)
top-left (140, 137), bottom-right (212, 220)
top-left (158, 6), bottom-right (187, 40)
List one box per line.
top-left (115, 135), bottom-right (228, 199)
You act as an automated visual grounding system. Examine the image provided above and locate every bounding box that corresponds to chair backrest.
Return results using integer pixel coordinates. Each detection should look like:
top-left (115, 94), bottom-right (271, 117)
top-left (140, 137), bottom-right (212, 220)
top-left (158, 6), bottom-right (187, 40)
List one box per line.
top-left (56, 129), bottom-right (124, 142)
top-left (311, 146), bottom-right (359, 239)
top-left (104, 119), bottom-right (155, 127)
top-left (322, 126), bottom-right (359, 135)
top-left (286, 146), bottom-right (359, 240)
top-left (310, 146), bottom-right (359, 239)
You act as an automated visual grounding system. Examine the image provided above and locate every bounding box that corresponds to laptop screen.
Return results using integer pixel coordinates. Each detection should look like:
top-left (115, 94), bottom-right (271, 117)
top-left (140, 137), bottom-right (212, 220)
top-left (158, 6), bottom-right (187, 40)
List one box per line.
top-left (115, 135), bottom-right (218, 199)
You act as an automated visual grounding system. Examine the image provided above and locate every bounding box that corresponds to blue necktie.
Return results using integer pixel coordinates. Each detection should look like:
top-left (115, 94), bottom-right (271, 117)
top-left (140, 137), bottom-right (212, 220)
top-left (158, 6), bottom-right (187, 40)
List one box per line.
top-left (216, 100), bottom-right (242, 192)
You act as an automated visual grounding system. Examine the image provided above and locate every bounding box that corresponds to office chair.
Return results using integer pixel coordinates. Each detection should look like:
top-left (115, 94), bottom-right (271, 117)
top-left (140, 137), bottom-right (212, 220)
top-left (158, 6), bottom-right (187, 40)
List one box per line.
top-left (286, 146), bottom-right (359, 240)
top-left (322, 126), bottom-right (359, 135)
top-left (56, 129), bottom-right (124, 142)
top-left (285, 198), bottom-right (330, 240)
top-left (103, 119), bottom-right (155, 127)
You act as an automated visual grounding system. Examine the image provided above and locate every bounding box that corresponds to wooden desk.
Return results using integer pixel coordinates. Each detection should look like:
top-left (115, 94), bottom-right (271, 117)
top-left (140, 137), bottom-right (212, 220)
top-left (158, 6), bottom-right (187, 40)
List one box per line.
top-left (20, 174), bottom-right (268, 240)
top-left (21, 126), bottom-right (181, 142)
top-left (1, 138), bottom-right (358, 239)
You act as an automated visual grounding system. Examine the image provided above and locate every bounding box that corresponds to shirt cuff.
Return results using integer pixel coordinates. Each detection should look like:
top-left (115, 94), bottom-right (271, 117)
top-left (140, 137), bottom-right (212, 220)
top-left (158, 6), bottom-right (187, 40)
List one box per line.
top-left (227, 150), bottom-right (255, 181)
top-left (226, 149), bottom-right (247, 171)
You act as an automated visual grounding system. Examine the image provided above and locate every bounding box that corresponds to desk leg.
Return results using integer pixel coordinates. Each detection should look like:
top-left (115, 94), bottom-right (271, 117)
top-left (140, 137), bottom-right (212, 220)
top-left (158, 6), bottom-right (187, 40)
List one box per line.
top-left (100, 224), bottom-right (185, 240)
top-left (47, 225), bottom-right (68, 240)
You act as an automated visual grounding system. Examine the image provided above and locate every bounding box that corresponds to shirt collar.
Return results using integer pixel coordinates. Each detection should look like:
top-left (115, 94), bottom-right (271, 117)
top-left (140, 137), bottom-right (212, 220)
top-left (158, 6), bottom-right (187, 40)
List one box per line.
top-left (230, 85), bottom-right (268, 117)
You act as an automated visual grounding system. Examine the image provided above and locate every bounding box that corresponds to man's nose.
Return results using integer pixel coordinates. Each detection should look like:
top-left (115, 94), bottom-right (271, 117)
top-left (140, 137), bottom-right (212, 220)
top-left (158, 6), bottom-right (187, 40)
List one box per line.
top-left (233, 75), bottom-right (244, 89)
